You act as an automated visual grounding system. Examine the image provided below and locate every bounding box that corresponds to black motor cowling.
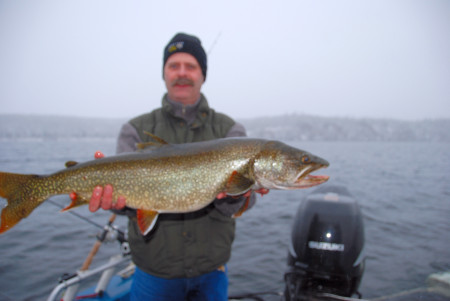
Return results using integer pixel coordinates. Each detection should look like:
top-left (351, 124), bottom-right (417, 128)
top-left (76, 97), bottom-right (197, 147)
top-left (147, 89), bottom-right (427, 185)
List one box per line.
top-left (285, 185), bottom-right (365, 300)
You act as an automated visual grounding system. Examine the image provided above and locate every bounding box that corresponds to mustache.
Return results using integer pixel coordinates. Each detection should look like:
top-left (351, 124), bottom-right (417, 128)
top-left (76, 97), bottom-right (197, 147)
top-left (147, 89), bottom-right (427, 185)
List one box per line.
top-left (171, 78), bottom-right (194, 87)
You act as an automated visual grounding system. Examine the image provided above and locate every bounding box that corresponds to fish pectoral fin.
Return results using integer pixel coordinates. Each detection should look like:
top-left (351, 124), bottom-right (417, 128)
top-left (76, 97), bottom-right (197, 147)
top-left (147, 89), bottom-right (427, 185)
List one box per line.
top-left (65, 161), bottom-right (78, 168)
top-left (226, 171), bottom-right (254, 195)
top-left (232, 195), bottom-right (251, 218)
top-left (136, 209), bottom-right (159, 236)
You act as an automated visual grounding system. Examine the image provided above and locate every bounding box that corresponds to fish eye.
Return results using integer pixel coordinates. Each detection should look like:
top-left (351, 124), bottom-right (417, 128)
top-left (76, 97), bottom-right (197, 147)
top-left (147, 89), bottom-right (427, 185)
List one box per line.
top-left (301, 155), bottom-right (310, 163)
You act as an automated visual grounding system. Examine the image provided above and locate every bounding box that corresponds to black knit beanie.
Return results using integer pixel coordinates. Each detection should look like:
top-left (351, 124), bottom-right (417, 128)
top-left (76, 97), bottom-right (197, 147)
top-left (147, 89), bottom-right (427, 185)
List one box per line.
top-left (163, 33), bottom-right (207, 80)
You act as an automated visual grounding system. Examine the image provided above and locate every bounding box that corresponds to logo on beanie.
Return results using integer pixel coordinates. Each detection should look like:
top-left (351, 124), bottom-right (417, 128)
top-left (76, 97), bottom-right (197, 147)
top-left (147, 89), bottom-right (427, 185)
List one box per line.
top-left (168, 41), bottom-right (184, 53)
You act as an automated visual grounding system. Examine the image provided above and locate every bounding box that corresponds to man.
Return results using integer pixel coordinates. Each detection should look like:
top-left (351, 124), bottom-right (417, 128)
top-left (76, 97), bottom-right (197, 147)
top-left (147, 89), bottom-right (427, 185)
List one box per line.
top-left (89, 33), bottom-right (256, 300)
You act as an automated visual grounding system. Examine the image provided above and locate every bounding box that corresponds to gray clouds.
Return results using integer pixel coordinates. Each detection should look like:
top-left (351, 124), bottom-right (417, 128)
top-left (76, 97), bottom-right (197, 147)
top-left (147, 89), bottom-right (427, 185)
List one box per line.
top-left (0, 0), bottom-right (449, 120)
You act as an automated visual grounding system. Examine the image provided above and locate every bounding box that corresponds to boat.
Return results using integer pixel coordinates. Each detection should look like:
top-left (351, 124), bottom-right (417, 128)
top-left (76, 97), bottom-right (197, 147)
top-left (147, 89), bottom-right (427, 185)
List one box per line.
top-left (47, 185), bottom-right (450, 301)
top-left (47, 213), bottom-right (134, 301)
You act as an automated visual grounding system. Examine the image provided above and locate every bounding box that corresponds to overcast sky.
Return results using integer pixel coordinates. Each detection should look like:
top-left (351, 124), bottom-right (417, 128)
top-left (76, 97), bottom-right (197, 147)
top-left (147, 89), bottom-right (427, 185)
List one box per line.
top-left (0, 0), bottom-right (449, 121)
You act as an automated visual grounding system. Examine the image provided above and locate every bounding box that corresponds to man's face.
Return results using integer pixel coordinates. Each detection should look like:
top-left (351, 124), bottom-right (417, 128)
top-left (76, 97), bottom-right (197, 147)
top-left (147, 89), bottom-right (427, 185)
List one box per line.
top-left (163, 52), bottom-right (205, 105)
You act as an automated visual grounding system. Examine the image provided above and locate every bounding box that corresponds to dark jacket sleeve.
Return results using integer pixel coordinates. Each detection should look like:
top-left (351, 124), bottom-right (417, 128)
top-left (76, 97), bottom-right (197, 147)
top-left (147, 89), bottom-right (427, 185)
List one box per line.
top-left (116, 123), bottom-right (141, 154)
top-left (226, 122), bottom-right (246, 137)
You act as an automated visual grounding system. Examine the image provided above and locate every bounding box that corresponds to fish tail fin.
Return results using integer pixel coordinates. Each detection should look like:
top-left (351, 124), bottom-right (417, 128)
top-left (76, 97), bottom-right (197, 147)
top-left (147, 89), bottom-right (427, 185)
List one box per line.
top-left (0, 172), bottom-right (44, 234)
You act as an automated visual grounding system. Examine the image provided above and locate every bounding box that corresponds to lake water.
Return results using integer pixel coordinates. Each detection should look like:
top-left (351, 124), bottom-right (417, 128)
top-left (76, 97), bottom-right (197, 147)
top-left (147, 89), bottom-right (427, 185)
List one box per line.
top-left (0, 139), bottom-right (449, 300)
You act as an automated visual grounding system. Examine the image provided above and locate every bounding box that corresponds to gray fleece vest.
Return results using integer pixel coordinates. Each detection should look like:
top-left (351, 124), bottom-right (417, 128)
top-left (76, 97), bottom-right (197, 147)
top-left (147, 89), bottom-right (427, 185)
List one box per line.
top-left (127, 94), bottom-right (236, 278)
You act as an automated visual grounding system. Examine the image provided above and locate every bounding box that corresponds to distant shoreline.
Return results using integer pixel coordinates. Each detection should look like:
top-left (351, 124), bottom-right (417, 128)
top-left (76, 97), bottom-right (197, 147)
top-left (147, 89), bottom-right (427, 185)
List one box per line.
top-left (1, 114), bottom-right (449, 142)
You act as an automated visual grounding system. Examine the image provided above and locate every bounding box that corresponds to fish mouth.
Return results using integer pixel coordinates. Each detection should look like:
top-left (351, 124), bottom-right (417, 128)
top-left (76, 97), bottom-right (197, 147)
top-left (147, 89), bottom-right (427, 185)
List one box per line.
top-left (295, 174), bottom-right (330, 188)
top-left (293, 165), bottom-right (329, 188)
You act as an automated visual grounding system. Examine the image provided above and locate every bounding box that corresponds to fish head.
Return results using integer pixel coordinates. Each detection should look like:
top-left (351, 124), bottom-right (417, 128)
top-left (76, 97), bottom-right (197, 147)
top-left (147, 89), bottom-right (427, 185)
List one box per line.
top-left (254, 141), bottom-right (329, 190)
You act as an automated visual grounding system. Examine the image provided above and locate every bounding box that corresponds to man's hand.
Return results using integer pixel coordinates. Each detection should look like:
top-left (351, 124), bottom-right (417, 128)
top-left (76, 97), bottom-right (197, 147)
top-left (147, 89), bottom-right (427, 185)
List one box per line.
top-left (88, 151), bottom-right (127, 212)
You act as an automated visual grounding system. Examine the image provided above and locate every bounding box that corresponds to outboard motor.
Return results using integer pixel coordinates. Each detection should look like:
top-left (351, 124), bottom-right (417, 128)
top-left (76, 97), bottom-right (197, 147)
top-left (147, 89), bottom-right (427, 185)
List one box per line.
top-left (285, 185), bottom-right (365, 300)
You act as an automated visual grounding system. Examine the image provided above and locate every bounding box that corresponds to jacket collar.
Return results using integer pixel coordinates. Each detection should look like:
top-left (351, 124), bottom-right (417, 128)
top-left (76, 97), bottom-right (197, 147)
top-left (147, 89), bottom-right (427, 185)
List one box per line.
top-left (162, 93), bottom-right (210, 127)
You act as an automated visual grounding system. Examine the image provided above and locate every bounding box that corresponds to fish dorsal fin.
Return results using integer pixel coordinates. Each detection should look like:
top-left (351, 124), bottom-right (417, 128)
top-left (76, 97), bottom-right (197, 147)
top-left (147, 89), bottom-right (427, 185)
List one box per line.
top-left (65, 161), bottom-right (78, 168)
top-left (144, 131), bottom-right (169, 145)
top-left (136, 209), bottom-right (159, 235)
top-left (136, 142), bottom-right (160, 150)
top-left (226, 171), bottom-right (254, 196)
top-left (136, 132), bottom-right (170, 150)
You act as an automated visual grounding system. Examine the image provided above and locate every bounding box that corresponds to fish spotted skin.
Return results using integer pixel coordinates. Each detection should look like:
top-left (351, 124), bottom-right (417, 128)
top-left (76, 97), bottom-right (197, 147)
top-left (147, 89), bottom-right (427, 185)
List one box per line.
top-left (0, 137), bottom-right (329, 235)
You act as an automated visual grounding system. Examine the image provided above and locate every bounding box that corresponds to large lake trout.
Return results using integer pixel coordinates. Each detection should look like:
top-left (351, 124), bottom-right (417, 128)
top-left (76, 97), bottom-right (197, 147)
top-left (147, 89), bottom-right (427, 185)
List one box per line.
top-left (0, 136), bottom-right (329, 235)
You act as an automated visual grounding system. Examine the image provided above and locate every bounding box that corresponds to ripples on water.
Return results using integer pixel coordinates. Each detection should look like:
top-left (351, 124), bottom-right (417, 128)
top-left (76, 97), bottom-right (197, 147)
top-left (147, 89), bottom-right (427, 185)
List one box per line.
top-left (0, 139), bottom-right (449, 300)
